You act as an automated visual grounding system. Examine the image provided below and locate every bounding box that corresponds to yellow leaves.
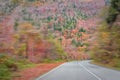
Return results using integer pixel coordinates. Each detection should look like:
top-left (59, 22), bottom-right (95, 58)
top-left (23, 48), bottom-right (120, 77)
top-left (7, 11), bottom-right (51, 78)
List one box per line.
top-left (17, 23), bottom-right (35, 37)
top-left (98, 31), bottom-right (110, 44)
top-left (18, 23), bottom-right (33, 31)
top-left (78, 46), bottom-right (86, 52)
top-left (15, 43), bottom-right (27, 56)
top-left (101, 32), bottom-right (109, 39)
top-left (13, 34), bottom-right (20, 39)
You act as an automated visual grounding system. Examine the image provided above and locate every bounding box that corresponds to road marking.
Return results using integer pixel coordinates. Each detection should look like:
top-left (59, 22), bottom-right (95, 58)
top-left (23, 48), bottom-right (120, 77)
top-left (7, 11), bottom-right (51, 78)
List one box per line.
top-left (35, 63), bottom-right (65, 80)
top-left (79, 62), bottom-right (102, 80)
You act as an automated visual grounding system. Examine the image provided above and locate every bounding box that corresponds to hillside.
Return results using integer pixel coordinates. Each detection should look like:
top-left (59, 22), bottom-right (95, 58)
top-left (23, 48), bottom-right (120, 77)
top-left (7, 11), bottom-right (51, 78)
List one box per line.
top-left (0, 0), bottom-right (107, 61)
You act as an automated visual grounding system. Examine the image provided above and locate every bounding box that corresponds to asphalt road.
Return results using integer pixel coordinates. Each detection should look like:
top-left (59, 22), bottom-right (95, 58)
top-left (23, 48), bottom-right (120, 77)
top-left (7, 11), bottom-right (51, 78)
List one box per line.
top-left (36, 61), bottom-right (120, 80)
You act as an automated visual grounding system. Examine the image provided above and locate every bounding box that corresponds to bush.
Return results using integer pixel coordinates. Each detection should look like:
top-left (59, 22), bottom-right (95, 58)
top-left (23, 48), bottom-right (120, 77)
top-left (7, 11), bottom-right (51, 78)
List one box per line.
top-left (0, 54), bottom-right (18, 71)
top-left (0, 54), bottom-right (35, 79)
top-left (0, 64), bottom-right (11, 80)
top-left (109, 58), bottom-right (120, 67)
top-left (0, 54), bottom-right (18, 80)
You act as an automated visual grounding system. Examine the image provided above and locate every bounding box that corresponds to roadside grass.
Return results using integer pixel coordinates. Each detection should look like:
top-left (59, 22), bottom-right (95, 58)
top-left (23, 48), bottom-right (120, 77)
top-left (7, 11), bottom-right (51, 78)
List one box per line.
top-left (0, 54), bottom-right (37, 80)
top-left (16, 60), bottom-right (36, 70)
top-left (91, 61), bottom-right (120, 71)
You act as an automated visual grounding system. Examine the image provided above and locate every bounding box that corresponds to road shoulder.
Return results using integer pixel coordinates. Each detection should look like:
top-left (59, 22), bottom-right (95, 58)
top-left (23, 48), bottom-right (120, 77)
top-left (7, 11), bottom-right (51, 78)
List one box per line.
top-left (13, 62), bottom-right (63, 80)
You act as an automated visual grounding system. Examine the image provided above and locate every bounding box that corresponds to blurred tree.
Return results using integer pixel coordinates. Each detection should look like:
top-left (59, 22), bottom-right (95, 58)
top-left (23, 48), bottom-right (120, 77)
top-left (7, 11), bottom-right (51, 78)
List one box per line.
top-left (106, 0), bottom-right (120, 25)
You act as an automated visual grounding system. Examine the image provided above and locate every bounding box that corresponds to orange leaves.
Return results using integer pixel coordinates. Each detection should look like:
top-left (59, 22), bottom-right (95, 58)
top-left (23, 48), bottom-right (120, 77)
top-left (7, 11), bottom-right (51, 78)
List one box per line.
top-left (71, 29), bottom-right (78, 34)
top-left (33, 1), bottom-right (43, 7)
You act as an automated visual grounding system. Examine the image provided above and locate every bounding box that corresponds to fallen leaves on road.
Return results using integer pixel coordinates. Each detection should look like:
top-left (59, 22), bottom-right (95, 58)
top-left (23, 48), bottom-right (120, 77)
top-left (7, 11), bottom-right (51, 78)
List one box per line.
top-left (13, 62), bottom-right (63, 80)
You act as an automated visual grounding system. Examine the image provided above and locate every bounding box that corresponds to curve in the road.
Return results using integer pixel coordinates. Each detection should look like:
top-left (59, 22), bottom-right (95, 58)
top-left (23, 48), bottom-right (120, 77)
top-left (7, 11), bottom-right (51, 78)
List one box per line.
top-left (79, 62), bottom-right (102, 80)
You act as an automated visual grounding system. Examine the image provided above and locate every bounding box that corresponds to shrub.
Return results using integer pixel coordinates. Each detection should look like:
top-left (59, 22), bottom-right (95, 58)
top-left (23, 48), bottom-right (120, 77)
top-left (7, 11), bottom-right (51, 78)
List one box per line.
top-left (0, 64), bottom-right (11, 80)
top-left (0, 54), bottom-right (18, 80)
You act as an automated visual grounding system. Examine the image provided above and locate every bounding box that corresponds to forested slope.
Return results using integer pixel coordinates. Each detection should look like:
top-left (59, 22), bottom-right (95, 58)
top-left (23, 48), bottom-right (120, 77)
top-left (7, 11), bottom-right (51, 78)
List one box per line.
top-left (0, 0), bottom-right (106, 61)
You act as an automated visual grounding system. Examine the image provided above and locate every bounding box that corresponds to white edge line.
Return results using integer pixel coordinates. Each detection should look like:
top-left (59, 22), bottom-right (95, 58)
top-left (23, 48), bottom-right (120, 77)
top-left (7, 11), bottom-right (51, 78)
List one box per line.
top-left (79, 62), bottom-right (102, 80)
top-left (35, 63), bottom-right (65, 80)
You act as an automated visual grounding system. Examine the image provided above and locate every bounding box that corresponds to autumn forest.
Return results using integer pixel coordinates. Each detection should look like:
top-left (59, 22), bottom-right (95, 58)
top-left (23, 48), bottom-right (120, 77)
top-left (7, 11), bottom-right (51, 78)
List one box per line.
top-left (0, 0), bottom-right (120, 80)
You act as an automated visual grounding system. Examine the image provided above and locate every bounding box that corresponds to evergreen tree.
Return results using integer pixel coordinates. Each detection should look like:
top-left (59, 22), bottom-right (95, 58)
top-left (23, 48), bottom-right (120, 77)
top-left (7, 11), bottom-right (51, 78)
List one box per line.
top-left (106, 0), bottom-right (120, 24)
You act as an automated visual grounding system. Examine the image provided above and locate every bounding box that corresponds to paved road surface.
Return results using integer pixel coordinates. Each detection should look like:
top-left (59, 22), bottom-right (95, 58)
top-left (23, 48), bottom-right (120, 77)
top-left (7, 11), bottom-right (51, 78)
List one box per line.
top-left (36, 61), bottom-right (120, 80)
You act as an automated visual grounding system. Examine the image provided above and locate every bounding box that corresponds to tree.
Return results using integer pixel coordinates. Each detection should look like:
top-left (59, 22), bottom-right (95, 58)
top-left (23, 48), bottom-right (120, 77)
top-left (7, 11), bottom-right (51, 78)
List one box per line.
top-left (91, 0), bottom-right (120, 67)
top-left (106, 0), bottom-right (120, 25)
top-left (13, 23), bottom-right (34, 58)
